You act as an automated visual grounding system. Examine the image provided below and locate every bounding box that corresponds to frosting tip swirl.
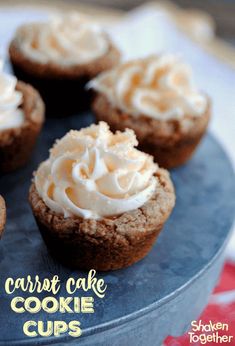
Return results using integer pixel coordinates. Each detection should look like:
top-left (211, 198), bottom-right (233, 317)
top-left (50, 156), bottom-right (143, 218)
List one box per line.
top-left (35, 122), bottom-right (158, 219)
top-left (0, 60), bottom-right (24, 131)
top-left (15, 12), bottom-right (109, 66)
top-left (89, 54), bottom-right (207, 120)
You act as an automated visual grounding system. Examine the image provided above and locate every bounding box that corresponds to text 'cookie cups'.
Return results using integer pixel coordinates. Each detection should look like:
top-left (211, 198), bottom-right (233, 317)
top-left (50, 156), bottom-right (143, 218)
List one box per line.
top-left (0, 196), bottom-right (6, 238)
top-left (9, 12), bottom-right (121, 116)
top-left (89, 54), bottom-right (211, 169)
top-left (0, 63), bottom-right (44, 173)
top-left (29, 122), bottom-right (175, 271)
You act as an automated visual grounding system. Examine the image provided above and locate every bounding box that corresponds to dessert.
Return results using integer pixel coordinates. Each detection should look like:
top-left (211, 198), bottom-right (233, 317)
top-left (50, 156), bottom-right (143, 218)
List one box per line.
top-left (89, 54), bottom-right (210, 169)
top-left (0, 196), bottom-right (6, 238)
top-left (9, 12), bottom-right (121, 116)
top-left (29, 122), bottom-right (175, 271)
top-left (0, 61), bottom-right (44, 173)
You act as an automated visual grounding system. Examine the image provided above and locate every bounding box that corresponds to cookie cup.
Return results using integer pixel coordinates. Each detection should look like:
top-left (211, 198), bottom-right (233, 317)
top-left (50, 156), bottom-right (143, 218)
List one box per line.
top-left (92, 94), bottom-right (211, 169)
top-left (0, 81), bottom-right (44, 173)
top-left (0, 196), bottom-right (6, 238)
top-left (9, 40), bottom-right (121, 116)
top-left (29, 169), bottom-right (175, 271)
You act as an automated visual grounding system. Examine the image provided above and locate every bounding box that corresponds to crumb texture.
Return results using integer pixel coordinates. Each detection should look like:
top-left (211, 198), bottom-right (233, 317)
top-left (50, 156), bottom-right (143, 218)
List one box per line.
top-left (9, 40), bottom-right (121, 79)
top-left (93, 93), bottom-right (210, 168)
top-left (29, 169), bottom-right (175, 270)
top-left (0, 196), bottom-right (6, 237)
top-left (0, 81), bottom-right (44, 172)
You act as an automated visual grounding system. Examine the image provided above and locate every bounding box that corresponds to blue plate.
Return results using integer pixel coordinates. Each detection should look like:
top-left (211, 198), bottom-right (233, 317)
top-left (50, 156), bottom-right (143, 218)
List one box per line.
top-left (0, 112), bottom-right (234, 346)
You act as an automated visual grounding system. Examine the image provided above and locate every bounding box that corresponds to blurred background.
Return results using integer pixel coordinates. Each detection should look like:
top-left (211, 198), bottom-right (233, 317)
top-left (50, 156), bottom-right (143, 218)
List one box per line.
top-left (0, 1), bottom-right (234, 345)
top-left (0, 0), bottom-right (234, 45)
top-left (74, 0), bottom-right (235, 44)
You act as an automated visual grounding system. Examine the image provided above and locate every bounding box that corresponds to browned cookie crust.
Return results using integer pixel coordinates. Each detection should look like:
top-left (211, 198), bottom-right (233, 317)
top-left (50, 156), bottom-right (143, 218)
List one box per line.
top-left (29, 169), bottom-right (175, 271)
top-left (0, 196), bottom-right (6, 238)
top-left (9, 38), bottom-right (120, 79)
top-left (92, 94), bottom-right (211, 169)
top-left (0, 81), bottom-right (44, 173)
top-left (9, 39), bottom-right (121, 116)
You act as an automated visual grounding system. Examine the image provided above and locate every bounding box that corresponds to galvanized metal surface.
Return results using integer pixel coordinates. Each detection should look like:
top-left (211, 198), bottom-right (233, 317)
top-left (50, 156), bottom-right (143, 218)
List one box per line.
top-left (0, 110), bottom-right (234, 345)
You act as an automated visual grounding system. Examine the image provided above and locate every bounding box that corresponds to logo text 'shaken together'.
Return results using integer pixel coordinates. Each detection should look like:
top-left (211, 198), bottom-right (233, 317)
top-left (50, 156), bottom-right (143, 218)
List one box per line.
top-left (189, 320), bottom-right (233, 344)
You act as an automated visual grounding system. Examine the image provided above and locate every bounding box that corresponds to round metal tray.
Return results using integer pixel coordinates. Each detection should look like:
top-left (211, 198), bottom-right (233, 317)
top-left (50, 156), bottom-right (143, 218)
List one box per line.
top-left (0, 111), bottom-right (234, 346)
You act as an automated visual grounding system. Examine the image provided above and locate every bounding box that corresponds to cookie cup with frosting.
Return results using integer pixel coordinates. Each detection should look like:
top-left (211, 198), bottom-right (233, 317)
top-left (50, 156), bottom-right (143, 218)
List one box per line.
top-left (0, 196), bottom-right (6, 238)
top-left (89, 55), bottom-right (211, 169)
top-left (0, 62), bottom-right (44, 173)
top-left (9, 13), bottom-right (121, 116)
top-left (29, 122), bottom-right (175, 271)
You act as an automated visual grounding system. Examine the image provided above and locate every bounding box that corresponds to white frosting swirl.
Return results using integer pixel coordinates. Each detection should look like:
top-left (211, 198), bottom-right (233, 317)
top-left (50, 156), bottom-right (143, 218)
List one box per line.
top-left (89, 54), bottom-right (207, 120)
top-left (35, 122), bottom-right (158, 219)
top-left (16, 12), bottom-right (109, 66)
top-left (0, 61), bottom-right (24, 131)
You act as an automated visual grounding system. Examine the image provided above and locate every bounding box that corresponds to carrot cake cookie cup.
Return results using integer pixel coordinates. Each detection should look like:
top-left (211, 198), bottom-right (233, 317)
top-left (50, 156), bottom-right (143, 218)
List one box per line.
top-left (29, 122), bottom-right (175, 271)
top-left (89, 54), bottom-right (210, 169)
top-left (0, 61), bottom-right (44, 173)
top-left (9, 12), bottom-right (121, 116)
top-left (0, 196), bottom-right (6, 238)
